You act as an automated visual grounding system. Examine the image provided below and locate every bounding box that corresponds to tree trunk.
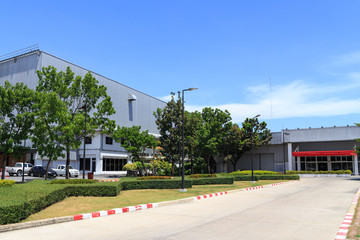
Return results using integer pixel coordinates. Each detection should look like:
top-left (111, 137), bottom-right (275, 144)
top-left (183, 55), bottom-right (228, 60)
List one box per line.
top-left (231, 159), bottom-right (236, 172)
top-left (191, 156), bottom-right (194, 174)
top-left (206, 156), bottom-right (211, 174)
top-left (45, 158), bottom-right (52, 180)
top-left (140, 159), bottom-right (148, 176)
top-left (66, 149), bottom-right (70, 179)
top-left (1, 152), bottom-right (7, 180)
top-left (171, 160), bottom-right (175, 176)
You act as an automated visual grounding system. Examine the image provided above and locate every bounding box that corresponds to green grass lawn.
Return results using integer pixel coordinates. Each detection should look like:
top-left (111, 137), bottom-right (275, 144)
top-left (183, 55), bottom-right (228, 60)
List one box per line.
top-left (22, 179), bottom-right (286, 222)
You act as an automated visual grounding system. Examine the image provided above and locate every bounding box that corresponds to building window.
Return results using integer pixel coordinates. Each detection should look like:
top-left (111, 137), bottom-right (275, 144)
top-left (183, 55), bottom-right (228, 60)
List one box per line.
top-left (106, 137), bottom-right (113, 145)
top-left (102, 158), bottom-right (127, 171)
top-left (80, 158), bottom-right (91, 171)
top-left (85, 137), bottom-right (92, 144)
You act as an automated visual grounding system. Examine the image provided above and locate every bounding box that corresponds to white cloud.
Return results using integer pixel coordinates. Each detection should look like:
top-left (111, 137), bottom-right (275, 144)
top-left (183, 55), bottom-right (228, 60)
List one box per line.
top-left (158, 95), bottom-right (173, 102)
top-left (186, 80), bottom-right (360, 123)
top-left (332, 51), bottom-right (360, 65)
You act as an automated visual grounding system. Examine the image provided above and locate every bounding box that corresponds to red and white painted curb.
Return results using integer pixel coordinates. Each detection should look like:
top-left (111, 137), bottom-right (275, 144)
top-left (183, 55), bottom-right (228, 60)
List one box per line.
top-left (334, 188), bottom-right (360, 240)
top-left (334, 213), bottom-right (354, 240)
top-left (72, 180), bottom-right (299, 222)
top-left (194, 191), bottom-right (228, 200)
top-left (73, 203), bottom-right (158, 221)
top-left (95, 179), bottom-right (120, 182)
top-left (246, 186), bottom-right (263, 191)
top-left (271, 182), bottom-right (284, 186)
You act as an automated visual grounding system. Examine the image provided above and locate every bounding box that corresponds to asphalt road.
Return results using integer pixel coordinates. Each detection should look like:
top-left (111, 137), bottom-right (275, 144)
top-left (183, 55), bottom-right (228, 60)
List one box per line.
top-left (1, 177), bottom-right (360, 240)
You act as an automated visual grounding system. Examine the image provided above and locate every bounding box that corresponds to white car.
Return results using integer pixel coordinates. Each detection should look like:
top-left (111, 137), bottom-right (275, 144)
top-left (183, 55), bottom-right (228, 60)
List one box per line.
top-left (8, 163), bottom-right (33, 176)
top-left (52, 165), bottom-right (79, 177)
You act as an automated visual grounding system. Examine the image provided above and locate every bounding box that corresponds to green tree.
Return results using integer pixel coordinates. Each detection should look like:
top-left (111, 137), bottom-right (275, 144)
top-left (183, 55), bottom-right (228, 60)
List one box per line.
top-left (36, 66), bottom-right (116, 178)
top-left (0, 81), bottom-right (36, 179)
top-left (222, 123), bottom-right (246, 172)
top-left (154, 92), bottom-right (182, 175)
top-left (198, 107), bottom-right (232, 173)
top-left (112, 126), bottom-right (157, 176)
top-left (31, 91), bottom-right (68, 179)
top-left (239, 117), bottom-right (272, 170)
top-left (184, 111), bottom-right (202, 174)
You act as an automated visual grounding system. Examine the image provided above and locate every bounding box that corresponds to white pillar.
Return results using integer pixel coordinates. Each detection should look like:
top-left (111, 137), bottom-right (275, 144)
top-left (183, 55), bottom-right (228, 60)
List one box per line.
top-left (297, 156), bottom-right (301, 171)
top-left (354, 155), bottom-right (359, 176)
top-left (287, 143), bottom-right (293, 170)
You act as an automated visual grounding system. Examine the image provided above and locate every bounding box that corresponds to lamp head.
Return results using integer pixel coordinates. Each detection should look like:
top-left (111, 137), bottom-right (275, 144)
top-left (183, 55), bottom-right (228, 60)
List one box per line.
top-left (183, 88), bottom-right (198, 92)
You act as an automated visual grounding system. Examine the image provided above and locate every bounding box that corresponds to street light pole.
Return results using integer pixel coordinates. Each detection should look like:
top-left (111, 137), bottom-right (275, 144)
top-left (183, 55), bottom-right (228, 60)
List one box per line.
top-left (180, 88), bottom-right (198, 192)
top-left (250, 114), bottom-right (260, 183)
top-left (282, 131), bottom-right (290, 174)
top-left (81, 105), bottom-right (87, 179)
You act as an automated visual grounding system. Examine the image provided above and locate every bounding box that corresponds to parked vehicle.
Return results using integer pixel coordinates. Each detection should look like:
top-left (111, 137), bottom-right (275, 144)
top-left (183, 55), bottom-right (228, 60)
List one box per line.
top-left (28, 166), bottom-right (57, 178)
top-left (52, 165), bottom-right (79, 177)
top-left (8, 162), bottom-right (34, 176)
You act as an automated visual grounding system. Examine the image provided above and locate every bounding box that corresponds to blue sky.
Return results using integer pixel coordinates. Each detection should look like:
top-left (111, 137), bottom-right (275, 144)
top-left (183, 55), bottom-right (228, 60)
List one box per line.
top-left (1, 0), bottom-right (360, 132)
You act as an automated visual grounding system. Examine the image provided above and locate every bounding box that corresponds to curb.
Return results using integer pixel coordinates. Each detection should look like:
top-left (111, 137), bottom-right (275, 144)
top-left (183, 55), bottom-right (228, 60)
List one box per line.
top-left (334, 188), bottom-right (360, 240)
top-left (0, 180), bottom-right (299, 233)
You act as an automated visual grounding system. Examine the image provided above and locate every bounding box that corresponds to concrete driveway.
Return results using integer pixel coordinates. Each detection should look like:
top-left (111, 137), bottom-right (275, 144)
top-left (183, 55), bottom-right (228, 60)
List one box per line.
top-left (1, 177), bottom-right (360, 240)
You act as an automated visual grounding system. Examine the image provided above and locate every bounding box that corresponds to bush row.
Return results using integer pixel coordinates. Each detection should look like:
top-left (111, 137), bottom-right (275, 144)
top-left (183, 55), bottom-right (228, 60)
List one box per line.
top-left (189, 174), bottom-right (217, 178)
top-left (0, 180), bottom-right (16, 188)
top-left (137, 176), bottom-right (173, 180)
top-left (286, 170), bottom-right (352, 175)
top-left (51, 179), bottom-right (96, 184)
top-left (121, 180), bottom-right (192, 190)
top-left (229, 174), bottom-right (299, 181)
top-left (0, 181), bottom-right (119, 225)
top-left (229, 170), bottom-right (280, 175)
top-left (191, 177), bottom-right (233, 185)
top-left (257, 175), bottom-right (300, 180)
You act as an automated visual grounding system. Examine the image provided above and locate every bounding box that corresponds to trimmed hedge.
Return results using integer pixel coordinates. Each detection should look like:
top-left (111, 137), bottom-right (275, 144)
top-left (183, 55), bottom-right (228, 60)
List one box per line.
top-left (137, 176), bottom-right (173, 180)
top-left (0, 180), bottom-right (16, 188)
top-left (189, 174), bottom-right (217, 178)
top-left (121, 180), bottom-right (192, 190)
top-left (65, 184), bottom-right (120, 196)
top-left (231, 175), bottom-right (259, 181)
top-left (257, 175), bottom-right (300, 180)
top-left (229, 170), bottom-right (280, 175)
top-left (0, 183), bottom-right (66, 225)
top-left (51, 179), bottom-right (96, 184)
top-left (191, 177), bottom-right (234, 185)
top-left (286, 170), bottom-right (352, 175)
top-left (0, 181), bottom-right (119, 225)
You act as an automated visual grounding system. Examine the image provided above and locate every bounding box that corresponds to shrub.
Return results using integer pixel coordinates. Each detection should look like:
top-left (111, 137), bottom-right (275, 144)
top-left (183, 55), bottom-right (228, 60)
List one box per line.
top-left (189, 174), bottom-right (217, 178)
top-left (150, 159), bottom-right (172, 176)
top-left (51, 179), bottom-right (96, 184)
top-left (286, 170), bottom-right (352, 175)
top-left (121, 180), bottom-right (192, 190)
top-left (123, 163), bottom-right (138, 171)
top-left (137, 176), bottom-right (173, 180)
top-left (191, 177), bottom-right (234, 185)
top-left (0, 180), bottom-right (16, 187)
top-left (229, 170), bottom-right (280, 175)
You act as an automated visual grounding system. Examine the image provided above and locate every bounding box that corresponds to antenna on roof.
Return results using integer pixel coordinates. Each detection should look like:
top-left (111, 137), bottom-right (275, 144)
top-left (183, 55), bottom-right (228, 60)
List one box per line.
top-left (0, 44), bottom-right (40, 61)
top-left (269, 77), bottom-right (273, 119)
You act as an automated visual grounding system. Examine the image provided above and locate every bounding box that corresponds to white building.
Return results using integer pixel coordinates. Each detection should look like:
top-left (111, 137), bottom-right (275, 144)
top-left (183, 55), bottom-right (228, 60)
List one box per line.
top-left (217, 125), bottom-right (360, 175)
top-left (0, 47), bottom-right (165, 175)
